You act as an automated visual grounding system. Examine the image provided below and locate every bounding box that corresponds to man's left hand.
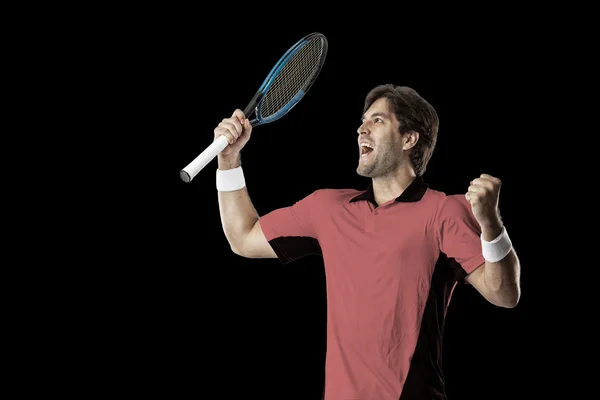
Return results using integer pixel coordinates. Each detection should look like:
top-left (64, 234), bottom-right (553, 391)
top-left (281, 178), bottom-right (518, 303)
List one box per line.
top-left (466, 173), bottom-right (502, 231)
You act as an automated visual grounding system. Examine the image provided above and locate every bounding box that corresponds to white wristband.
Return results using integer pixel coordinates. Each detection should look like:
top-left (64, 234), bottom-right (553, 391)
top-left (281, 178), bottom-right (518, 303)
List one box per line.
top-left (481, 226), bottom-right (512, 263)
top-left (216, 166), bottom-right (246, 191)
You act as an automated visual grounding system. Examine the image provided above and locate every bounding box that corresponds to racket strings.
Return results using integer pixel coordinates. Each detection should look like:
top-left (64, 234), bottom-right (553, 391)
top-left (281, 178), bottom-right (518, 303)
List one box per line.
top-left (260, 37), bottom-right (325, 118)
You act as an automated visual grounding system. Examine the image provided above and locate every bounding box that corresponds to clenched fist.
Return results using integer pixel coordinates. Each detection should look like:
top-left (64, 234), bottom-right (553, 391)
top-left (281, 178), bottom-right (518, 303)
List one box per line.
top-left (465, 173), bottom-right (502, 232)
top-left (215, 109), bottom-right (253, 158)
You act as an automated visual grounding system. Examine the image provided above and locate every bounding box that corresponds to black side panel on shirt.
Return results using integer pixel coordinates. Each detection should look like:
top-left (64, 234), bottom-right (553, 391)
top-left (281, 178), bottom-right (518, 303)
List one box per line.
top-left (399, 252), bottom-right (464, 400)
top-left (268, 237), bottom-right (322, 264)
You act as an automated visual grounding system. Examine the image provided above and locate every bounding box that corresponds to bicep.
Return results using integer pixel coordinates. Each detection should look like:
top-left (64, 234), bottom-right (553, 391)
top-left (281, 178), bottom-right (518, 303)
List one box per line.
top-left (238, 219), bottom-right (277, 259)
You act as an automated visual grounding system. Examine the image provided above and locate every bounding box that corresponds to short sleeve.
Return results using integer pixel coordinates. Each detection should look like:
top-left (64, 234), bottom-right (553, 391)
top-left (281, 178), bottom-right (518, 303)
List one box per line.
top-left (435, 194), bottom-right (486, 279)
top-left (258, 190), bottom-right (322, 264)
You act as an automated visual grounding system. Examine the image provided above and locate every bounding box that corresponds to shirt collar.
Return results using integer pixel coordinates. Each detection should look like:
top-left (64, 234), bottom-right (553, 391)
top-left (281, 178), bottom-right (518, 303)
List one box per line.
top-left (349, 176), bottom-right (429, 204)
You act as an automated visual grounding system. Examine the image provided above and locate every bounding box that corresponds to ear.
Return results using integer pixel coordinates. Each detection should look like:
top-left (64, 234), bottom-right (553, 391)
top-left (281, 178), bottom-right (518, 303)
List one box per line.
top-left (402, 131), bottom-right (419, 151)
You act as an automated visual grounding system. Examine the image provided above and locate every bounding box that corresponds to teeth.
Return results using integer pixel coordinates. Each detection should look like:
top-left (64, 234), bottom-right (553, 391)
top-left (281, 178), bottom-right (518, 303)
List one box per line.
top-left (360, 143), bottom-right (374, 149)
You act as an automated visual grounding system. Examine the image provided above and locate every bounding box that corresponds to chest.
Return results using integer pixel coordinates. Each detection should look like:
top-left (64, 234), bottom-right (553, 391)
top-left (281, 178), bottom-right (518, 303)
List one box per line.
top-left (317, 204), bottom-right (440, 281)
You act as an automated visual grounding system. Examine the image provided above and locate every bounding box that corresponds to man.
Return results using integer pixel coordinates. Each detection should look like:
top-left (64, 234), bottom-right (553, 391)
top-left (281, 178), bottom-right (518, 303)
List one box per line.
top-left (213, 84), bottom-right (521, 399)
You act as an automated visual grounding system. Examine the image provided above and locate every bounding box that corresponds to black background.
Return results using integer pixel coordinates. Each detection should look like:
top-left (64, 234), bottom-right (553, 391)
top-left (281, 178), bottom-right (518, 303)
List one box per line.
top-left (83, 19), bottom-right (543, 400)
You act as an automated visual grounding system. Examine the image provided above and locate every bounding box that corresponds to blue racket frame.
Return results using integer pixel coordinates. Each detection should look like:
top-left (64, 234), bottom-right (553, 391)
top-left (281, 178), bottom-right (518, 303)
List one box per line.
top-left (243, 32), bottom-right (328, 127)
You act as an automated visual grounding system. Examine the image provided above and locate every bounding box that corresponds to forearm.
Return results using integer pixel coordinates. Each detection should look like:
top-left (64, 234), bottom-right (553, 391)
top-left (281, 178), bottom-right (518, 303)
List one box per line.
top-left (481, 224), bottom-right (521, 307)
top-left (217, 154), bottom-right (259, 252)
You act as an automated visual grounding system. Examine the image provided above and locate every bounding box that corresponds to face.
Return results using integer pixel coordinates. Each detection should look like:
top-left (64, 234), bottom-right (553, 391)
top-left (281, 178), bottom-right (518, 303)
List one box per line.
top-left (356, 97), bottom-right (407, 178)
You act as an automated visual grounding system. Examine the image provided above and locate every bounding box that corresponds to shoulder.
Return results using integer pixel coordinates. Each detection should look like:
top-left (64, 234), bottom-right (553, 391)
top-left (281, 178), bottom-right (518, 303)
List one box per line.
top-left (310, 188), bottom-right (365, 203)
top-left (442, 194), bottom-right (472, 215)
top-left (421, 188), bottom-right (473, 222)
top-left (431, 192), bottom-right (479, 233)
top-left (288, 188), bottom-right (360, 211)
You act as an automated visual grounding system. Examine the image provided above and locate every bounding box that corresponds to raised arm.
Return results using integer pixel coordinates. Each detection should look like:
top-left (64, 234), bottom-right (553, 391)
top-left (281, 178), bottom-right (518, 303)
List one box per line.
top-left (214, 109), bottom-right (277, 259)
top-left (437, 175), bottom-right (521, 309)
top-left (464, 174), bottom-right (521, 308)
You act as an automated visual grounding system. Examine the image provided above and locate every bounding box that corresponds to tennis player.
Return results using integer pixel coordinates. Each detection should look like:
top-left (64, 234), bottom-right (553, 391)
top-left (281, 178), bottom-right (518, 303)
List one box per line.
top-left (212, 84), bottom-right (521, 400)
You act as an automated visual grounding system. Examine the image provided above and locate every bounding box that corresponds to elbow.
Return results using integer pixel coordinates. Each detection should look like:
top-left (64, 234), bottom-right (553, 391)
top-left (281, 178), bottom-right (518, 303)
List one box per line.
top-left (498, 296), bottom-right (520, 309)
top-left (491, 286), bottom-right (521, 309)
top-left (230, 238), bottom-right (253, 258)
top-left (225, 233), bottom-right (247, 257)
top-left (230, 243), bottom-right (246, 257)
top-left (225, 228), bottom-right (253, 258)
top-left (507, 288), bottom-right (521, 308)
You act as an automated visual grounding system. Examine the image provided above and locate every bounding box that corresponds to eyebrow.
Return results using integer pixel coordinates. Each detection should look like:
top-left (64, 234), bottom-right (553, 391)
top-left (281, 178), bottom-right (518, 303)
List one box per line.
top-left (361, 112), bottom-right (388, 122)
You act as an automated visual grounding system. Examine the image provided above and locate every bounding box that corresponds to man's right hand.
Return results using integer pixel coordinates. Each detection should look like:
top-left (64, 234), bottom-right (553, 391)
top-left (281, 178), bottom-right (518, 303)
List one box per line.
top-left (215, 109), bottom-right (252, 162)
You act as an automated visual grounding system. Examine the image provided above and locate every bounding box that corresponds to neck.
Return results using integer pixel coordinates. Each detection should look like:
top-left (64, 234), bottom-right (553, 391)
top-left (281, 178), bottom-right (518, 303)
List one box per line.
top-left (371, 168), bottom-right (417, 206)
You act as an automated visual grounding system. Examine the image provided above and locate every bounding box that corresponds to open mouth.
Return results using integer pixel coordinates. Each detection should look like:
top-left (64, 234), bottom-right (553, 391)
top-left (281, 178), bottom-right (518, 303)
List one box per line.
top-left (360, 144), bottom-right (374, 158)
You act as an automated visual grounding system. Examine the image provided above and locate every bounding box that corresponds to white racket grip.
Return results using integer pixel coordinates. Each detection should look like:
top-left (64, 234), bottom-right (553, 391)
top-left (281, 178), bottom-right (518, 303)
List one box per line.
top-left (180, 135), bottom-right (229, 183)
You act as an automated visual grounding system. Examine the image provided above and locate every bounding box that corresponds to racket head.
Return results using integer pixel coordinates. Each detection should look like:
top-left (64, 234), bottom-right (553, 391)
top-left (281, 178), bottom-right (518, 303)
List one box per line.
top-left (244, 32), bottom-right (328, 126)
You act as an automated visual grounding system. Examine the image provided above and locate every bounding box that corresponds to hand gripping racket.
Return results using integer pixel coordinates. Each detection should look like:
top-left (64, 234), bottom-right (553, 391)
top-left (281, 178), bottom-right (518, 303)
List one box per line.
top-left (180, 32), bottom-right (328, 183)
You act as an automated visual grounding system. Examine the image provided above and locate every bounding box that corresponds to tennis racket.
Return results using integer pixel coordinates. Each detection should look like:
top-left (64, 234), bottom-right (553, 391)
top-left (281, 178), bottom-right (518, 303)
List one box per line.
top-left (180, 32), bottom-right (328, 183)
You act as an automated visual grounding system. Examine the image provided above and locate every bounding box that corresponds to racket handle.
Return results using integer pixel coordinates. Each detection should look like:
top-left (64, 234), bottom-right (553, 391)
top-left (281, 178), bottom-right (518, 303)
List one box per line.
top-left (180, 135), bottom-right (229, 183)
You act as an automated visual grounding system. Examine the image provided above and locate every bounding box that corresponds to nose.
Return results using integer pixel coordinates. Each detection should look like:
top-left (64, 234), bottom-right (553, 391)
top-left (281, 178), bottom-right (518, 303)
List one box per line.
top-left (357, 122), bottom-right (369, 136)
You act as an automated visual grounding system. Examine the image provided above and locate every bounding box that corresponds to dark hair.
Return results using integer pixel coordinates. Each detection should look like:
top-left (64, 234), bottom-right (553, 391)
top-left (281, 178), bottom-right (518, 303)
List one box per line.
top-left (362, 84), bottom-right (439, 177)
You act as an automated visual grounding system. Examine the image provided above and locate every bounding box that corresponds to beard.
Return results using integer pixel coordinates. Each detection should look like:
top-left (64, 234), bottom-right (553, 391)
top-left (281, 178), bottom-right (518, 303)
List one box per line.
top-left (356, 148), bottom-right (402, 178)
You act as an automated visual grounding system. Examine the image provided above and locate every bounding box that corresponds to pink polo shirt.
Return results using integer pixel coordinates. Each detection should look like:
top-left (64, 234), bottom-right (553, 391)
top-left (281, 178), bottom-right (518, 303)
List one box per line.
top-left (258, 177), bottom-right (485, 400)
